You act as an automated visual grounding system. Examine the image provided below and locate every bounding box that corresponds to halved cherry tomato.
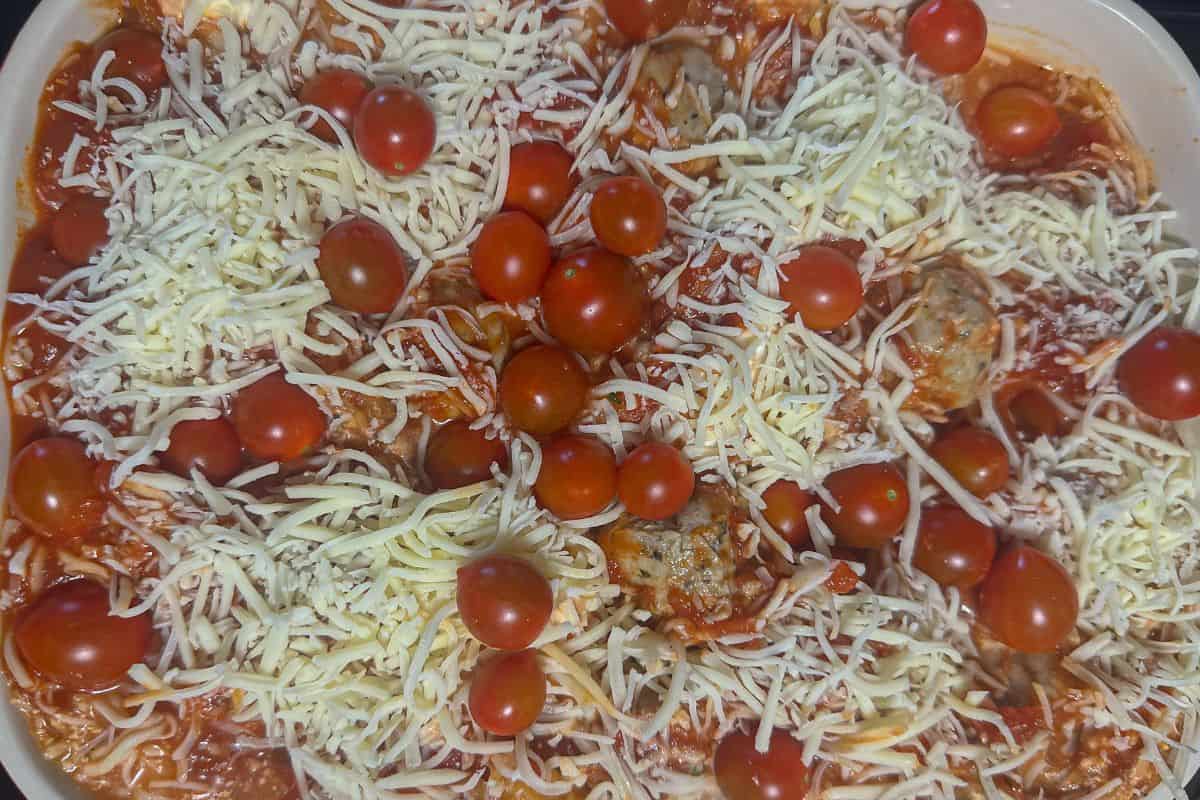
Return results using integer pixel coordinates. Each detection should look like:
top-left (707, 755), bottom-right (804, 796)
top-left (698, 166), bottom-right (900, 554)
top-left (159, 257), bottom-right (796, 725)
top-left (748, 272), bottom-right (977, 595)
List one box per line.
top-left (471, 211), bottom-right (552, 304)
top-left (979, 545), bottom-right (1078, 653)
top-left (9, 437), bottom-right (106, 542)
top-left (1008, 387), bottom-right (1073, 440)
top-left (233, 373), bottom-right (326, 462)
top-left (354, 86), bottom-right (436, 177)
top-left (589, 176), bottom-right (667, 257)
top-left (15, 580), bottom-right (153, 691)
top-left (161, 418), bottom-right (243, 485)
top-left (499, 345), bottom-right (590, 436)
top-left (822, 463), bottom-right (910, 549)
top-left (504, 140), bottom-right (575, 225)
top-left (714, 728), bottom-right (810, 800)
top-left (300, 68), bottom-right (373, 142)
top-left (317, 217), bottom-right (408, 314)
top-left (90, 28), bottom-right (167, 94)
top-left (976, 86), bottom-right (1062, 159)
top-left (929, 427), bottom-right (1009, 498)
top-left (468, 649), bottom-right (546, 737)
top-left (603, 0), bottom-right (689, 42)
top-left (457, 554), bottom-right (553, 650)
top-left (51, 195), bottom-right (109, 267)
top-left (761, 480), bottom-right (816, 548)
top-left (617, 441), bottom-right (694, 521)
top-left (906, 0), bottom-right (988, 75)
top-left (1117, 326), bottom-right (1200, 421)
top-left (534, 434), bottom-right (618, 520)
top-left (426, 420), bottom-right (509, 490)
top-left (778, 245), bottom-right (864, 332)
top-left (541, 248), bottom-right (648, 356)
top-left (913, 505), bottom-right (996, 588)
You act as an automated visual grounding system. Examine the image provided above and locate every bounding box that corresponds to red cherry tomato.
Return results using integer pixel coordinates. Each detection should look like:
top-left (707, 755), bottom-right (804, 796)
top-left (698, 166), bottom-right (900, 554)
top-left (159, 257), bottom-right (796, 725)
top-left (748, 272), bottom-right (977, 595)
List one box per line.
top-left (913, 505), bottom-right (997, 589)
top-left (468, 649), bottom-right (546, 737)
top-left (15, 580), bottom-right (153, 691)
top-left (300, 68), bottom-right (373, 142)
top-left (233, 372), bottom-right (326, 462)
top-left (161, 418), bottom-right (243, 485)
top-left (499, 345), bottom-right (590, 436)
top-left (929, 427), bottom-right (1010, 498)
top-left (9, 438), bottom-right (107, 542)
top-left (603, 0), bottom-right (689, 42)
top-left (825, 561), bottom-right (860, 595)
top-left (425, 420), bottom-right (509, 490)
top-left (504, 140), bottom-right (575, 225)
top-left (778, 245), bottom-right (864, 331)
top-left (617, 441), bottom-right (694, 521)
top-left (761, 480), bottom-right (816, 548)
top-left (541, 248), bottom-right (648, 356)
top-left (470, 211), bottom-right (552, 304)
top-left (91, 28), bottom-right (167, 94)
top-left (979, 545), bottom-right (1079, 653)
top-left (457, 554), bottom-right (553, 650)
top-left (714, 728), bottom-right (810, 800)
top-left (1117, 326), bottom-right (1200, 421)
top-left (534, 434), bottom-right (618, 520)
top-left (822, 463), bottom-right (910, 549)
top-left (1008, 387), bottom-right (1073, 440)
top-left (976, 86), bottom-right (1062, 159)
top-left (51, 195), bottom-right (109, 267)
top-left (353, 86), bottom-right (436, 177)
top-left (589, 176), bottom-right (668, 257)
top-left (906, 0), bottom-right (988, 75)
top-left (317, 217), bottom-right (409, 314)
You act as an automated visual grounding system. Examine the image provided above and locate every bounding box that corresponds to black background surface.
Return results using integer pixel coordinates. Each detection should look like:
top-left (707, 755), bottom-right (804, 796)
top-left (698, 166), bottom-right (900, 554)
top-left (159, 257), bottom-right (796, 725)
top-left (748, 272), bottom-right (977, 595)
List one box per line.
top-left (0, 0), bottom-right (1199, 798)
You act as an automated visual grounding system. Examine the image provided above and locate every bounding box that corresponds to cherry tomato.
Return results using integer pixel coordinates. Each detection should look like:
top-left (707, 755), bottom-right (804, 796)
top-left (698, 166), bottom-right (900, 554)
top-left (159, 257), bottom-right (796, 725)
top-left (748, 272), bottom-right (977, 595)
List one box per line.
top-left (603, 0), bottom-right (689, 42)
top-left (822, 463), bottom-right (910, 549)
top-left (426, 420), bottom-right (509, 490)
top-left (15, 580), bottom-right (153, 691)
top-left (161, 418), bottom-right (243, 485)
top-left (51, 195), bottom-right (109, 267)
top-left (617, 442), bottom-right (694, 521)
top-left (906, 0), bottom-right (988, 76)
top-left (468, 649), bottom-right (546, 737)
top-left (317, 217), bottom-right (408, 314)
top-left (929, 427), bottom-right (1009, 498)
top-left (499, 345), bottom-right (590, 435)
top-left (457, 554), bottom-right (553, 650)
top-left (91, 28), bottom-right (167, 94)
top-left (913, 505), bottom-right (997, 589)
top-left (353, 86), bottom-right (436, 177)
top-left (9, 438), bottom-right (106, 542)
top-left (1117, 326), bottom-right (1200, 421)
top-left (233, 372), bottom-right (326, 462)
top-left (534, 434), bottom-right (618, 520)
top-left (978, 545), bottom-right (1079, 653)
top-left (300, 68), bottom-right (373, 142)
top-left (778, 245), bottom-right (864, 331)
top-left (541, 248), bottom-right (648, 356)
top-left (589, 176), bottom-right (668, 257)
top-left (1008, 387), bottom-right (1073, 441)
top-left (471, 211), bottom-right (552, 304)
top-left (976, 86), bottom-right (1062, 159)
top-left (504, 141), bottom-right (575, 225)
top-left (713, 728), bottom-right (810, 800)
top-left (825, 561), bottom-right (860, 595)
top-left (761, 480), bottom-right (816, 548)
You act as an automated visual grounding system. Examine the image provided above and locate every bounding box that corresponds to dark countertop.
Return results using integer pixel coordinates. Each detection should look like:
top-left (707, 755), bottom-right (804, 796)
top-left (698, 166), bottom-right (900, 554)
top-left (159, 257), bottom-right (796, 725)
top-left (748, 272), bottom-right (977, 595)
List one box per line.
top-left (1, 0), bottom-right (1199, 798)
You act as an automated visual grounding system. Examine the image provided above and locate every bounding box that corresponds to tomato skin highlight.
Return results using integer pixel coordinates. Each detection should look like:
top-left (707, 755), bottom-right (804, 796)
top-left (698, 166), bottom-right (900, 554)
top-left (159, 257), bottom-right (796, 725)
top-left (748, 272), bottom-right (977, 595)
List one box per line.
top-left (91, 28), bottom-right (167, 94)
top-left (233, 373), bottom-right (327, 462)
top-left (906, 0), bottom-right (988, 75)
top-left (979, 545), bottom-right (1079, 653)
top-left (541, 247), bottom-right (649, 357)
top-left (51, 195), bottom-right (109, 267)
top-left (603, 0), bottom-right (689, 42)
top-left (161, 418), bottom-right (244, 485)
top-left (713, 728), bottom-right (810, 800)
top-left (9, 438), bottom-right (107, 543)
top-left (15, 580), bottom-right (154, 692)
top-left (317, 217), bottom-right (409, 314)
top-left (468, 649), bottom-right (547, 737)
top-left (617, 441), bottom-right (695, 521)
top-left (822, 463), bottom-right (910, 549)
top-left (504, 140), bottom-right (575, 225)
top-left (1117, 326), bottom-right (1200, 421)
top-left (457, 555), bottom-right (553, 650)
top-left (976, 86), bottom-right (1062, 159)
top-left (589, 176), bottom-right (668, 257)
top-left (499, 345), bottom-right (590, 436)
top-left (300, 68), bottom-right (373, 142)
top-left (913, 505), bottom-right (997, 589)
top-left (761, 480), bottom-right (816, 548)
top-left (929, 427), bottom-right (1010, 498)
top-left (534, 434), bottom-right (618, 520)
top-left (470, 211), bottom-right (553, 304)
top-left (353, 86), bottom-right (437, 177)
top-left (425, 421), bottom-right (509, 490)
top-left (778, 245), bottom-right (864, 331)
